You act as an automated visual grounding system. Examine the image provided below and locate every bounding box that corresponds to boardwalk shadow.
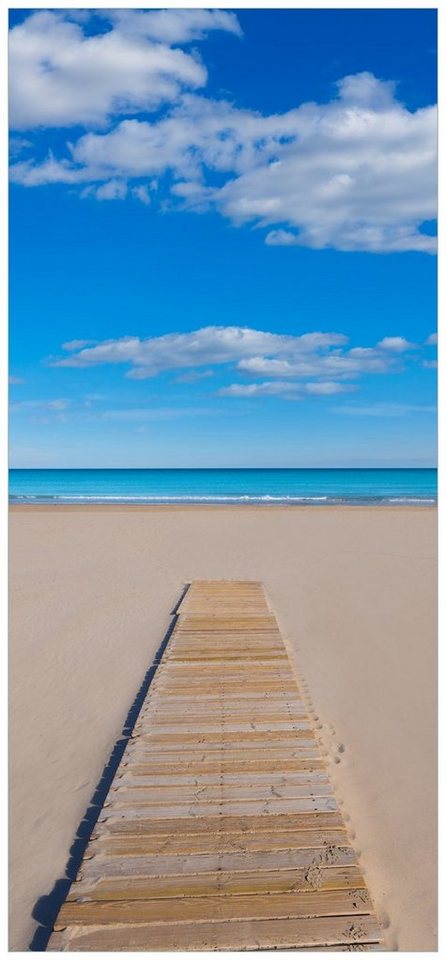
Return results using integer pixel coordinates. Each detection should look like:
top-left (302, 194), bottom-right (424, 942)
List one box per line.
top-left (29, 584), bottom-right (189, 951)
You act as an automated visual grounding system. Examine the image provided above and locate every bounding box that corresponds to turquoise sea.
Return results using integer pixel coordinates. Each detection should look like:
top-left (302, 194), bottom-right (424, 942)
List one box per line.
top-left (9, 468), bottom-right (437, 505)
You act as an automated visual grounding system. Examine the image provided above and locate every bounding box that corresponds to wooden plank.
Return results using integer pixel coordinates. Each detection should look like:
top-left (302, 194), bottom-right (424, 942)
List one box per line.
top-left (110, 772), bottom-right (331, 789)
top-left (48, 915), bottom-right (381, 951)
top-left (101, 797), bottom-right (338, 818)
top-left (134, 732), bottom-right (316, 747)
top-left (77, 846), bottom-right (357, 879)
top-left (125, 760), bottom-right (326, 776)
top-left (69, 865), bottom-right (366, 902)
top-left (48, 580), bottom-right (381, 952)
top-left (100, 810), bottom-right (345, 835)
top-left (95, 828), bottom-right (349, 857)
top-left (131, 720), bottom-right (317, 740)
top-left (108, 783), bottom-right (333, 802)
top-left (57, 889), bottom-right (371, 926)
top-left (125, 746), bottom-right (320, 762)
top-left (135, 727), bottom-right (315, 742)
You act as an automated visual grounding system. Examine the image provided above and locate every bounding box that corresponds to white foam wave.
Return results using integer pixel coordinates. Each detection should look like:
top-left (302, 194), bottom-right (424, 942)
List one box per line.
top-left (387, 497), bottom-right (436, 504)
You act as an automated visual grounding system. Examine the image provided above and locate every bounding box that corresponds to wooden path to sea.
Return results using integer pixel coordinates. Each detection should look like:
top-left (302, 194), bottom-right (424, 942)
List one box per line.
top-left (49, 580), bottom-right (381, 951)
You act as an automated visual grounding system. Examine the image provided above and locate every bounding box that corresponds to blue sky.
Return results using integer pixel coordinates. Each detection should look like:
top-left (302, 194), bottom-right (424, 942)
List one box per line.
top-left (9, 8), bottom-right (437, 468)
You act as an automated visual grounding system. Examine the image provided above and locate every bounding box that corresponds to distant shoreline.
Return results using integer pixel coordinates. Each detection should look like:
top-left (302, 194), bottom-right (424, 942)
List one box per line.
top-left (9, 502), bottom-right (437, 512)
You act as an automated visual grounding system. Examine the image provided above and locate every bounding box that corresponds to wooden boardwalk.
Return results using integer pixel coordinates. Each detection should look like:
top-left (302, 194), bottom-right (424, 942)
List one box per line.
top-left (49, 580), bottom-right (381, 951)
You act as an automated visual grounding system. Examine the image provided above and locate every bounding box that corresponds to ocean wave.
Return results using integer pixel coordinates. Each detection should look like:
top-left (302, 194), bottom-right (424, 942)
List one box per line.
top-left (10, 493), bottom-right (329, 503)
top-left (387, 497), bottom-right (437, 504)
top-left (10, 493), bottom-right (436, 505)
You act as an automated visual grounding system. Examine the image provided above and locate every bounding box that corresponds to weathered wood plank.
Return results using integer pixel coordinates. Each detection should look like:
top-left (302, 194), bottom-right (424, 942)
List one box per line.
top-left (110, 772), bottom-right (331, 789)
top-left (48, 914), bottom-right (381, 951)
top-left (101, 797), bottom-right (338, 819)
top-left (57, 889), bottom-right (371, 926)
top-left (95, 828), bottom-right (349, 857)
top-left (100, 810), bottom-right (345, 835)
top-left (107, 783), bottom-right (333, 803)
top-left (68, 864), bottom-right (366, 902)
top-left (78, 845), bottom-right (356, 880)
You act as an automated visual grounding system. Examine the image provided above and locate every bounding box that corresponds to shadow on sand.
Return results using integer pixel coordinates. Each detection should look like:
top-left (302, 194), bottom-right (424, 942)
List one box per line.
top-left (29, 583), bottom-right (189, 951)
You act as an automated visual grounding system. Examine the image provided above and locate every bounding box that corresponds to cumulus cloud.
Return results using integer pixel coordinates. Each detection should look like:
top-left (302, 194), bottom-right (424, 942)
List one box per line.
top-left (50, 326), bottom-right (354, 379)
top-left (219, 380), bottom-right (355, 399)
top-left (9, 8), bottom-right (437, 257)
top-left (9, 375), bottom-right (24, 384)
top-left (376, 336), bottom-right (414, 351)
top-left (237, 346), bottom-right (394, 379)
top-left (425, 332), bottom-right (437, 345)
top-left (9, 10), bottom-right (239, 129)
top-left (212, 74), bottom-right (436, 253)
top-left (104, 9), bottom-right (242, 45)
top-left (47, 323), bottom-right (432, 407)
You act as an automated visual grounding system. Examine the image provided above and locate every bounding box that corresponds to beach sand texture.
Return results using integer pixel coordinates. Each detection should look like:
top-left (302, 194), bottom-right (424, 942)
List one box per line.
top-left (9, 505), bottom-right (437, 950)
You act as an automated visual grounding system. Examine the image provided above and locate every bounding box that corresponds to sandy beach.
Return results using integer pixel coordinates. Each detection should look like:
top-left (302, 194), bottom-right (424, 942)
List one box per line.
top-left (9, 505), bottom-right (437, 951)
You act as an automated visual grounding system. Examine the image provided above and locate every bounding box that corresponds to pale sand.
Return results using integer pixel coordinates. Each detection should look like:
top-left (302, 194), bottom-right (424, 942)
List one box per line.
top-left (9, 505), bottom-right (437, 951)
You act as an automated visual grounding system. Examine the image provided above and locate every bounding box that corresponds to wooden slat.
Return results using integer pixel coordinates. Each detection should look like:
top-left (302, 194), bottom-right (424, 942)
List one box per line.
top-left (48, 915), bottom-right (381, 951)
top-left (108, 783), bottom-right (332, 802)
top-left (57, 888), bottom-right (372, 925)
top-left (74, 846), bottom-right (357, 880)
top-left (69, 864), bottom-right (367, 902)
top-left (48, 580), bottom-right (381, 951)
top-left (98, 810), bottom-right (346, 835)
top-left (95, 828), bottom-right (350, 857)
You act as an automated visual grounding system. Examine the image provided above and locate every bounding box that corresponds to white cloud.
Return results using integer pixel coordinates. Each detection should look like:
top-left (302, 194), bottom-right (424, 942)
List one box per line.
top-left (425, 332), bottom-right (437, 345)
top-left (52, 326), bottom-right (318, 377)
top-left (333, 402), bottom-right (436, 417)
top-left (11, 154), bottom-right (92, 187)
top-left (104, 10), bottom-right (242, 45)
top-left (9, 136), bottom-right (32, 157)
top-left (96, 179), bottom-right (128, 201)
top-left (377, 336), bottom-right (414, 352)
top-left (49, 325), bottom-right (426, 395)
top-left (10, 18), bottom-right (437, 257)
top-left (237, 342), bottom-right (403, 380)
top-left (265, 230), bottom-right (300, 247)
top-left (305, 381), bottom-right (357, 396)
top-left (219, 380), bottom-right (354, 398)
top-left (9, 11), bottom-right (240, 130)
top-left (218, 381), bottom-right (300, 398)
top-left (213, 73), bottom-right (437, 252)
top-left (9, 375), bottom-right (24, 385)
top-left (131, 183), bottom-right (151, 205)
top-left (422, 359), bottom-right (437, 369)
